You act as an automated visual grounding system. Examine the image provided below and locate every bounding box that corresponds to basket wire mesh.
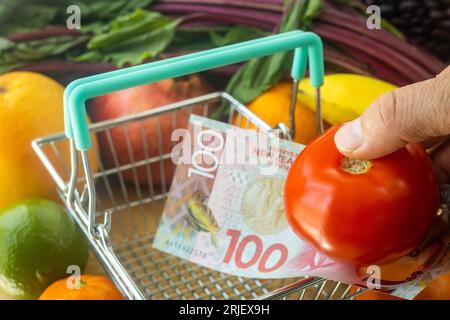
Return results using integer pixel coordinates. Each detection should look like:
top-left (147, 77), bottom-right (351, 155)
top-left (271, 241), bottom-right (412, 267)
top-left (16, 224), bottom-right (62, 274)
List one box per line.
top-left (33, 92), bottom-right (366, 300)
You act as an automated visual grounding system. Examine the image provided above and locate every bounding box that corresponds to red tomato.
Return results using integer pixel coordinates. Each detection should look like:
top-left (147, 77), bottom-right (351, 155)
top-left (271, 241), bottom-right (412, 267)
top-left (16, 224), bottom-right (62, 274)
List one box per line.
top-left (284, 125), bottom-right (440, 266)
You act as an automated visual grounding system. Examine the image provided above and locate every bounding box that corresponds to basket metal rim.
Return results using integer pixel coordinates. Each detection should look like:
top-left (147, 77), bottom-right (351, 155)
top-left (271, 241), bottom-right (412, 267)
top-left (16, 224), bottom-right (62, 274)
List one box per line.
top-left (31, 91), bottom-right (273, 194)
top-left (31, 91), bottom-right (363, 300)
top-left (32, 91), bottom-right (273, 146)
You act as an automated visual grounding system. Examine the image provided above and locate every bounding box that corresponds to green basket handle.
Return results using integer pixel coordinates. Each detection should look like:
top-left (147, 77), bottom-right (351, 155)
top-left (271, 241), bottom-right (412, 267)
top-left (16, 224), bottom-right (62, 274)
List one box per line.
top-left (63, 30), bottom-right (306, 139)
top-left (66, 30), bottom-right (324, 150)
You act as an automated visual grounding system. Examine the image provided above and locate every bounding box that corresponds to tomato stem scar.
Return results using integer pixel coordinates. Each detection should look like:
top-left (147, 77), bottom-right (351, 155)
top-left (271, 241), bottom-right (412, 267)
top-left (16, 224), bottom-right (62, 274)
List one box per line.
top-left (341, 157), bottom-right (372, 174)
top-left (79, 279), bottom-right (87, 289)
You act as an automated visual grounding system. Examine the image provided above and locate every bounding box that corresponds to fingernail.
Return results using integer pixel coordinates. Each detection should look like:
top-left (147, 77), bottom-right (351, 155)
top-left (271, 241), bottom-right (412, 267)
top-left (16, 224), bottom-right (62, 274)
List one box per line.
top-left (335, 119), bottom-right (362, 152)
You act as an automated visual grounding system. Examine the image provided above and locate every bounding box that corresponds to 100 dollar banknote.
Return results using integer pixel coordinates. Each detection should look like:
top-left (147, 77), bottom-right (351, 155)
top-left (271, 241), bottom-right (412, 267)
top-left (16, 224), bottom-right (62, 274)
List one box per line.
top-left (153, 115), bottom-right (450, 298)
top-left (153, 115), bottom-right (345, 279)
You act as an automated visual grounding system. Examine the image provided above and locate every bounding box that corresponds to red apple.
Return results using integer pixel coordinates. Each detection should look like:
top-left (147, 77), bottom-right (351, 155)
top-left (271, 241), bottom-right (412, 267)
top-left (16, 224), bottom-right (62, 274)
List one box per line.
top-left (89, 74), bottom-right (213, 188)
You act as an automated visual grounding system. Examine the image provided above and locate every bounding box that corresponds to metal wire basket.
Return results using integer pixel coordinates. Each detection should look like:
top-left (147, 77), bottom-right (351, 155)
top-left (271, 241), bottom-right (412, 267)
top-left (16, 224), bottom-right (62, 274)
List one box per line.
top-left (33, 31), bottom-right (366, 300)
top-left (33, 92), bottom-right (365, 300)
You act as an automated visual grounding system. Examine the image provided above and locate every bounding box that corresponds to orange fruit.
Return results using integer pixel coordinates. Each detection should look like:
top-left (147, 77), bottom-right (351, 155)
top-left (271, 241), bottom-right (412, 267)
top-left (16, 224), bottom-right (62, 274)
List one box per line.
top-left (415, 272), bottom-right (450, 300)
top-left (39, 275), bottom-right (124, 300)
top-left (353, 272), bottom-right (450, 300)
top-left (357, 241), bottom-right (442, 285)
top-left (233, 82), bottom-right (325, 145)
top-left (0, 72), bottom-right (99, 210)
top-left (354, 289), bottom-right (404, 300)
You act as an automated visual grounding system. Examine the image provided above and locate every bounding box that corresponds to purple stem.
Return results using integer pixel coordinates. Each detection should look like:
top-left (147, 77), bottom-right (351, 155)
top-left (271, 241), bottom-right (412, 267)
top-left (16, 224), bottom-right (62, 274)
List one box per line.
top-left (179, 14), bottom-right (274, 30)
top-left (16, 60), bottom-right (116, 74)
top-left (323, 44), bottom-right (372, 75)
top-left (343, 46), bottom-right (411, 86)
top-left (156, 0), bottom-right (284, 12)
top-left (313, 23), bottom-right (434, 82)
top-left (151, 3), bottom-right (281, 25)
top-left (321, 3), bottom-right (445, 74)
top-left (7, 26), bottom-right (80, 42)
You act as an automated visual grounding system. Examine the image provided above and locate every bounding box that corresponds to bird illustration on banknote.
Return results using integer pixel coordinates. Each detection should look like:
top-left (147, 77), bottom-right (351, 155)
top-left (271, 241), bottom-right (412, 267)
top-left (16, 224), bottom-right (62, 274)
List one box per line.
top-left (185, 190), bottom-right (220, 248)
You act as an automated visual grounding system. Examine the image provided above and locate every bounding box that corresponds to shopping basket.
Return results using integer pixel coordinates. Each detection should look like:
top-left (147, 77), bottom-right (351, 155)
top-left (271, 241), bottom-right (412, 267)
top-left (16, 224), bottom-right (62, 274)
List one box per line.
top-left (33, 31), bottom-right (366, 300)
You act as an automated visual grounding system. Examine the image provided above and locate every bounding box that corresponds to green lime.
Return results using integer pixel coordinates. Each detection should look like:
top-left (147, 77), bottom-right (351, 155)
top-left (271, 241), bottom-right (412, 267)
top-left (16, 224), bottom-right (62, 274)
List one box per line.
top-left (0, 199), bottom-right (88, 299)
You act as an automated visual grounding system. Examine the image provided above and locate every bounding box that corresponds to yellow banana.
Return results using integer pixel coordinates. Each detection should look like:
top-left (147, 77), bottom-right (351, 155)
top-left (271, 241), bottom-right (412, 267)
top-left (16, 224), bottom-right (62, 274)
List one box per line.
top-left (298, 74), bottom-right (397, 125)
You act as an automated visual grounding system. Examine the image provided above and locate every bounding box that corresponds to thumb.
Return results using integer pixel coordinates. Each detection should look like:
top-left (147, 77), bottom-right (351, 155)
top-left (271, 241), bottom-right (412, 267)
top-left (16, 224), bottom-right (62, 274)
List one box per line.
top-left (334, 66), bottom-right (450, 160)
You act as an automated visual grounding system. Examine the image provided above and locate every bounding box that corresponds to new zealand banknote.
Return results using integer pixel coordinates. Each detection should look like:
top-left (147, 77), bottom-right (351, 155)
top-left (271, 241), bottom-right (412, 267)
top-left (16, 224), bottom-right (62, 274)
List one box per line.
top-left (153, 115), bottom-right (450, 299)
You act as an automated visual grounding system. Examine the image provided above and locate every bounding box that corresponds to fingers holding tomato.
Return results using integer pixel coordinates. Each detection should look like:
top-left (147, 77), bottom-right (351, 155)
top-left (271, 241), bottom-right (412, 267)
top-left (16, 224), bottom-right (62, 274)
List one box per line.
top-left (284, 125), bottom-right (440, 266)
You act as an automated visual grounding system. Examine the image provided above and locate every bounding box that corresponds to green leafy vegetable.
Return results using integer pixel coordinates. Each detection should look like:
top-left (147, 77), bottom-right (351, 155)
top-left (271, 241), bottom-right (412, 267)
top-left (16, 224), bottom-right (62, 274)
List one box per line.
top-left (0, 35), bottom-right (89, 73)
top-left (0, 0), bottom-right (437, 89)
top-left (0, 3), bottom-right (58, 36)
top-left (0, 0), bottom-right (154, 37)
top-left (82, 0), bottom-right (155, 22)
top-left (173, 25), bottom-right (269, 51)
top-left (225, 0), bottom-right (323, 105)
top-left (209, 26), bottom-right (268, 47)
top-left (173, 28), bottom-right (227, 51)
top-left (0, 38), bottom-right (14, 51)
top-left (74, 9), bottom-right (180, 67)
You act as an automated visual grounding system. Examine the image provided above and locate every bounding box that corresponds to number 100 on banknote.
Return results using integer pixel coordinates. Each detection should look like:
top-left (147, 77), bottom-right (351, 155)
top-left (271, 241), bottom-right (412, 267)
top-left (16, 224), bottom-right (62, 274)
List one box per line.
top-left (152, 115), bottom-right (342, 279)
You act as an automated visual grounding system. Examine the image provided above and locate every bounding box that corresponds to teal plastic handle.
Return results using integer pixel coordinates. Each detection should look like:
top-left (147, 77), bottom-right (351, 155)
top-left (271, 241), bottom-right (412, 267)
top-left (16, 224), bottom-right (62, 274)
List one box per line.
top-left (67, 30), bottom-right (323, 150)
top-left (63, 30), bottom-right (306, 138)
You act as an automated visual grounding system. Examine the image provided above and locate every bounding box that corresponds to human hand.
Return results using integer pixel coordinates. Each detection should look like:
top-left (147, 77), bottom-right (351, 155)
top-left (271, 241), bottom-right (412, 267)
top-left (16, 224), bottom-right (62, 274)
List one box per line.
top-left (334, 66), bottom-right (450, 183)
